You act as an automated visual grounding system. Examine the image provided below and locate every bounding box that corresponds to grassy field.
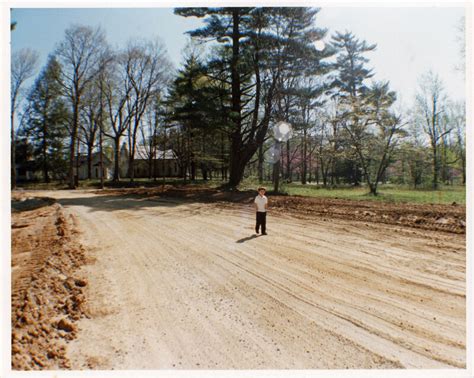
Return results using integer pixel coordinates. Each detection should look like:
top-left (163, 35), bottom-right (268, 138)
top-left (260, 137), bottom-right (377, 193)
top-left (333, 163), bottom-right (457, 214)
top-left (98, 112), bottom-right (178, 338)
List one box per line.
top-left (287, 184), bottom-right (465, 205)
top-left (16, 178), bottom-right (465, 206)
top-left (239, 180), bottom-right (466, 205)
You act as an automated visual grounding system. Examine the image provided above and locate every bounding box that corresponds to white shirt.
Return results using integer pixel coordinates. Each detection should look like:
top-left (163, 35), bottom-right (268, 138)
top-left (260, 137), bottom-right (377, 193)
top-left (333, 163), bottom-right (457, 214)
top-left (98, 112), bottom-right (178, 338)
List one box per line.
top-left (254, 195), bottom-right (268, 212)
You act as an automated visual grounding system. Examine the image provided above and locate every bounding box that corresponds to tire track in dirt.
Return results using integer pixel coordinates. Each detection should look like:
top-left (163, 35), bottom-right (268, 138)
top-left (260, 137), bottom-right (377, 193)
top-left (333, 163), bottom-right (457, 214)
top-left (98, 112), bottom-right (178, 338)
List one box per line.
top-left (132, 214), bottom-right (399, 369)
top-left (174, 205), bottom-right (464, 367)
top-left (174, 213), bottom-right (463, 368)
top-left (32, 190), bottom-right (464, 369)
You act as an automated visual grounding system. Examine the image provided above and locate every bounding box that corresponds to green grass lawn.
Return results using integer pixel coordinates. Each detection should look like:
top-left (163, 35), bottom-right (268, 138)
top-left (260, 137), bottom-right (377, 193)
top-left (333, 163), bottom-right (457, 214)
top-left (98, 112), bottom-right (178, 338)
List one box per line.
top-left (240, 179), bottom-right (466, 205)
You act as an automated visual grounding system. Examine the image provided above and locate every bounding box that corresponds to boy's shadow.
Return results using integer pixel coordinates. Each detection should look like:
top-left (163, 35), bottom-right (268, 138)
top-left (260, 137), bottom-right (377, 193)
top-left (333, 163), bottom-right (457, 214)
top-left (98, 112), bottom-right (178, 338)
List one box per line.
top-left (236, 234), bottom-right (259, 243)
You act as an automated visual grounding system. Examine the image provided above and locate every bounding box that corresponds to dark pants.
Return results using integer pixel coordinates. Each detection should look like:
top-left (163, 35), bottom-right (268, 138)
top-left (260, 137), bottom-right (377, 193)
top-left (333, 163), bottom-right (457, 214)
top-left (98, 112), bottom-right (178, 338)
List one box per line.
top-left (255, 211), bottom-right (267, 234)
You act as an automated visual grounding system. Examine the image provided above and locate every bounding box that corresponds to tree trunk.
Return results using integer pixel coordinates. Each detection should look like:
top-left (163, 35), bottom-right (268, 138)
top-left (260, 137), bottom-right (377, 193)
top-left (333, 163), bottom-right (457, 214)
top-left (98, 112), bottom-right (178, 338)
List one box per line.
top-left (43, 126), bottom-right (50, 183)
top-left (431, 99), bottom-right (439, 190)
top-left (286, 139), bottom-right (291, 181)
top-left (320, 157), bottom-right (328, 187)
top-left (75, 136), bottom-right (81, 187)
top-left (99, 76), bottom-right (105, 189)
top-left (201, 133), bottom-right (207, 180)
top-left (273, 159), bottom-right (281, 193)
top-left (369, 183), bottom-right (378, 196)
top-left (432, 143), bottom-right (438, 190)
top-left (113, 137), bottom-right (120, 182)
top-left (353, 162), bottom-right (360, 186)
top-left (11, 112), bottom-right (16, 189)
top-left (129, 155), bottom-right (135, 182)
top-left (148, 153), bottom-right (153, 179)
top-left (308, 159), bottom-right (312, 183)
top-left (69, 99), bottom-right (79, 189)
top-left (190, 154), bottom-right (196, 181)
top-left (457, 129), bottom-right (466, 185)
top-left (461, 154), bottom-right (466, 185)
top-left (258, 143), bottom-right (264, 184)
top-left (87, 145), bottom-right (93, 180)
top-left (272, 141), bottom-right (282, 192)
top-left (220, 131), bottom-right (226, 181)
top-left (99, 124), bottom-right (104, 188)
top-left (228, 133), bottom-right (243, 187)
top-left (201, 164), bottom-right (208, 181)
top-left (69, 132), bottom-right (76, 188)
top-left (229, 158), bottom-right (246, 188)
top-left (330, 159), bottom-right (336, 186)
top-left (228, 9), bottom-right (242, 188)
top-left (302, 127), bottom-right (307, 185)
top-left (162, 142), bottom-right (166, 184)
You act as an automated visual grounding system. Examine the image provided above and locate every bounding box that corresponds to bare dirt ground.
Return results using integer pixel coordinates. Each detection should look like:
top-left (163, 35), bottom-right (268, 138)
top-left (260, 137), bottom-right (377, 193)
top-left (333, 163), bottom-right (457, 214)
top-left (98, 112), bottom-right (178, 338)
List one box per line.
top-left (11, 195), bottom-right (89, 369)
top-left (11, 188), bottom-right (466, 370)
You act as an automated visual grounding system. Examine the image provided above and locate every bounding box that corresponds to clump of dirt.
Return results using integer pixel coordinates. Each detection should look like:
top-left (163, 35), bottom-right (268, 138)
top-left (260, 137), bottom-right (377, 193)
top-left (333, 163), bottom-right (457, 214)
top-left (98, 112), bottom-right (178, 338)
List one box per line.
top-left (11, 200), bottom-right (88, 370)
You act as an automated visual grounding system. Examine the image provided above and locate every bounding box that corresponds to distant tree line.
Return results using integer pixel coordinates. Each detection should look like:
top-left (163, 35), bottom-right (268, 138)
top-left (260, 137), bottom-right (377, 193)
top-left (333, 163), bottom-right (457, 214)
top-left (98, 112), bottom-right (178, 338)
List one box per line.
top-left (11, 8), bottom-right (466, 194)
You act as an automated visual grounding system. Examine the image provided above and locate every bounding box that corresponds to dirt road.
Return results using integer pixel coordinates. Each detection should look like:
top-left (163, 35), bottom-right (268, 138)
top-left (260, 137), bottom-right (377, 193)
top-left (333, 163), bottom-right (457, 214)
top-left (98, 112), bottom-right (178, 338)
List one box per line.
top-left (13, 190), bottom-right (466, 369)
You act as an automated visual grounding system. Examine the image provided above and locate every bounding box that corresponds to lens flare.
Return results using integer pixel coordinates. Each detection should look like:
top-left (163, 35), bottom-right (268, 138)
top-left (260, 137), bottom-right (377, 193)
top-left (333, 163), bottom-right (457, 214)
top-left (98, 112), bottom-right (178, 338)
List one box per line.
top-left (268, 143), bottom-right (282, 164)
top-left (315, 40), bottom-right (325, 51)
top-left (273, 121), bottom-right (292, 143)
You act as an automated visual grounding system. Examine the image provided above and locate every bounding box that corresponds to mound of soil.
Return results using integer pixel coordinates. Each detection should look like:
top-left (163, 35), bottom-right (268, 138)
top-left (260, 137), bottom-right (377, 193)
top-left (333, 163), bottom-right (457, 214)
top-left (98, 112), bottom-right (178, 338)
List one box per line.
top-left (269, 196), bottom-right (466, 234)
top-left (11, 199), bottom-right (89, 370)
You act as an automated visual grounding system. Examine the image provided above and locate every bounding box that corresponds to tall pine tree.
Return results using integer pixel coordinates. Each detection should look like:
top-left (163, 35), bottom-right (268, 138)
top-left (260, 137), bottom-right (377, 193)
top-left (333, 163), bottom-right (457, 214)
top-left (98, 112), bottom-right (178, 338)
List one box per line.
top-left (26, 56), bottom-right (69, 182)
top-left (175, 7), bottom-right (330, 187)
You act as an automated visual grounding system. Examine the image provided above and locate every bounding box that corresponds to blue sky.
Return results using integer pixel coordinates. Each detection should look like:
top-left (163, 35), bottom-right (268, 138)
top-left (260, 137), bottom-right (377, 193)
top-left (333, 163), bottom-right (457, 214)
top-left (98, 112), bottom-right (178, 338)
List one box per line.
top-left (10, 6), bottom-right (466, 106)
top-left (11, 8), bottom-right (203, 69)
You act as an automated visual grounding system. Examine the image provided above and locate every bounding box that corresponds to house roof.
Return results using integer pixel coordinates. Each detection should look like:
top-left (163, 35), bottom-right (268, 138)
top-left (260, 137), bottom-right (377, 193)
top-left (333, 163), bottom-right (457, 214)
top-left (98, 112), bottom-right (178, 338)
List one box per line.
top-left (74, 153), bottom-right (112, 166)
top-left (125, 144), bottom-right (177, 160)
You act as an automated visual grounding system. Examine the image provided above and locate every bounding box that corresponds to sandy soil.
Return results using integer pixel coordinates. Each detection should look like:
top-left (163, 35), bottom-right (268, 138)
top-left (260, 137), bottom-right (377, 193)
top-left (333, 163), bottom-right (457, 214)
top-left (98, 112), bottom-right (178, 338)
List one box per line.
top-left (11, 189), bottom-right (465, 370)
top-left (11, 195), bottom-right (89, 369)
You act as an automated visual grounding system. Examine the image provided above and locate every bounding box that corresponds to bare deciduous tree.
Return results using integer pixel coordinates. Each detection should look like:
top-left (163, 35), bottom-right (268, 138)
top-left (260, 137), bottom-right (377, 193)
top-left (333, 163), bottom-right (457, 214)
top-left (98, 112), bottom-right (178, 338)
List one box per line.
top-left (102, 55), bottom-right (133, 182)
top-left (446, 100), bottom-right (465, 184)
top-left (137, 96), bottom-right (165, 180)
top-left (415, 71), bottom-right (451, 189)
top-left (341, 82), bottom-right (406, 195)
top-left (79, 85), bottom-right (100, 179)
top-left (123, 39), bottom-right (171, 182)
top-left (55, 25), bottom-right (107, 188)
top-left (11, 48), bottom-right (39, 188)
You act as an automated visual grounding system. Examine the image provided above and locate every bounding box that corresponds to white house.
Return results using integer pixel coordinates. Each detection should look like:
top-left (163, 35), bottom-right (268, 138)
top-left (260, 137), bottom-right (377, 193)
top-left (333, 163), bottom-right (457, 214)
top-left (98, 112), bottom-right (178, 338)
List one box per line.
top-left (75, 153), bottom-right (113, 180)
top-left (119, 143), bottom-right (181, 178)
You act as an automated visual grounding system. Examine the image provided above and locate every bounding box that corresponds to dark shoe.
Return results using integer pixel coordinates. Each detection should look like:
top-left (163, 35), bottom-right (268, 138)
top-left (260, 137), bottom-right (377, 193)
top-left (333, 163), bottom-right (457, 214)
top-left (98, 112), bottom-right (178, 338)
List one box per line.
top-left (262, 232), bottom-right (267, 235)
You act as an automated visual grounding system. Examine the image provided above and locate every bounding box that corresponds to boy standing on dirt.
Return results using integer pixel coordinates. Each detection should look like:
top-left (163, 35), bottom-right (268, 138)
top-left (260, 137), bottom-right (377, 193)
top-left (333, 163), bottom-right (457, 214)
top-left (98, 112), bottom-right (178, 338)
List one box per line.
top-left (254, 186), bottom-right (268, 235)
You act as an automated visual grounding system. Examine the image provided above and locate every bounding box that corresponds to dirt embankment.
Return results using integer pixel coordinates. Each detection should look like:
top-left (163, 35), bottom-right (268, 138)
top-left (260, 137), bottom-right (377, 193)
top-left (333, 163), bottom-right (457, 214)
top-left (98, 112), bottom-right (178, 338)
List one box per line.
top-left (269, 196), bottom-right (466, 234)
top-left (10, 189), bottom-right (465, 369)
top-left (11, 194), bottom-right (89, 370)
top-left (98, 186), bottom-right (466, 234)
